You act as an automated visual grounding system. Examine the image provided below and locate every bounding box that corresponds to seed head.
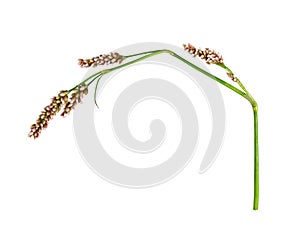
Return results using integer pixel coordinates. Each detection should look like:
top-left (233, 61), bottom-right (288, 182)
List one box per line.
top-left (183, 43), bottom-right (237, 82)
top-left (28, 90), bottom-right (68, 139)
top-left (78, 52), bottom-right (124, 68)
top-left (61, 84), bottom-right (88, 117)
top-left (183, 43), bottom-right (224, 65)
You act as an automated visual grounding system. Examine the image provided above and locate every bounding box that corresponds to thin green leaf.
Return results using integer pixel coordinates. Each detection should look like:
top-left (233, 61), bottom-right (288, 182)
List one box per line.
top-left (94, 75), bottom-right (103, 109)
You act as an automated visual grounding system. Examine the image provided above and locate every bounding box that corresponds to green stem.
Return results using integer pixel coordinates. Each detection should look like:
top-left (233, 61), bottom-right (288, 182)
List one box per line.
top-left (169, 52), bottom-right (247, 99)
top-left (184, 61), bottom-right (259, 210)
top-left (123, 50), bottom-right (247, 99)
top-left (238, 82), bottom-right (259, 211)
top-left (73, 50), bottom-right (246, 100)
top-left (69, 50), bottom-right (169, 92)
top-left (215, 62), bottom-right (235, 77)
top-left (253, 105), bottom-right (259, 210)
top-left (73, 48), bottom-right (259, 210)
top-left (68, 71), bottom-right (103, 92)
top-left (215, 63), bottom-right (259, 210)
top-left (124, 50), bottom-right (164, 58)
top-left (87, 73), bottom-right (102, 86)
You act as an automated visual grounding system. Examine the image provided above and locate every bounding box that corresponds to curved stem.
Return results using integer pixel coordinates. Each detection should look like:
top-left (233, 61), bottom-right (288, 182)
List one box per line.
top-left (69, 71), bottom-right (103, 92)
top-left (73, 48), bottom-right (259, 210)
top-left (124, 50), bottom-right (164, 58)
top-left (125, 50), bottom-right (247, 99)
top-left (69, 50), bottom-right (170, 92)
top-left (214, 63), bottom-right (257, 105)
top-left (93, 74), bottom-right (104, 109)
top-left (73, 49), bottom-right (246, 100)
top-left (216, 62), bottom-right (259, 210)
top-left (87, 73), bottom-right (102, 86)
top-left (169, 51), bottom-right (248, 99)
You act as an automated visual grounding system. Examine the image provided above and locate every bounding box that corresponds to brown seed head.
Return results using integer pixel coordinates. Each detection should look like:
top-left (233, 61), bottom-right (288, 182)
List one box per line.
top-left (183, 43), bottom-right (237, 82)
top-left (78, 52), bottom-right (124, 68)
top-left (61, 84), bottom-right (88, 117)
top-left (28, 90), bottom-right (68, 139)
top-left (183, 43), bottom-right (224, 65)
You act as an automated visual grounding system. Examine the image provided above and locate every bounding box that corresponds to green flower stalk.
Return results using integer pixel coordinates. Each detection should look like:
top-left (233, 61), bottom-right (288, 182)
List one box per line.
top-left (29, 43), bottom-right (259, 210)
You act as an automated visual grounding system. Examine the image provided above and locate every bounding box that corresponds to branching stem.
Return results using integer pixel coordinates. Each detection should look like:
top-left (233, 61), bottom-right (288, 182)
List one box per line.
top-left (73, 48), bottom-right (259, 210)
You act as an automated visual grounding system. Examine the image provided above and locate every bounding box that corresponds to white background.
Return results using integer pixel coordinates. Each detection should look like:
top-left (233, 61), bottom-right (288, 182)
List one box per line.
top-left (1, 0), bottom-right (299, 227)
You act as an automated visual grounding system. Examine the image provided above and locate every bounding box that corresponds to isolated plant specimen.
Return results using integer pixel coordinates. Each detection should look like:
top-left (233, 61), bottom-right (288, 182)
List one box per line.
top-left (29, 43), bottom-right (259, 210)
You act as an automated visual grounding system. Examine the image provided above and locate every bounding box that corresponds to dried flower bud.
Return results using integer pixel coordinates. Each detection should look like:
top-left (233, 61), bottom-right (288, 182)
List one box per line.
top-left (227, 72), bottom-right (237, 82)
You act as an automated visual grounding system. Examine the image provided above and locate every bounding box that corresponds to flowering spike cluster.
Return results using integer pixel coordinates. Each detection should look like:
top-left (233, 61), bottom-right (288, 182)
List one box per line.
top-left (28, 84), bottom-right (88, 139)
top-left (78, 52), bottom-right (124, 68)
top-left (28, 91), bottom-right (68, 139)
top-left (183, 43), bottom-right (224, 65)
top-left (183, 43), bottom-right (237, 81)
